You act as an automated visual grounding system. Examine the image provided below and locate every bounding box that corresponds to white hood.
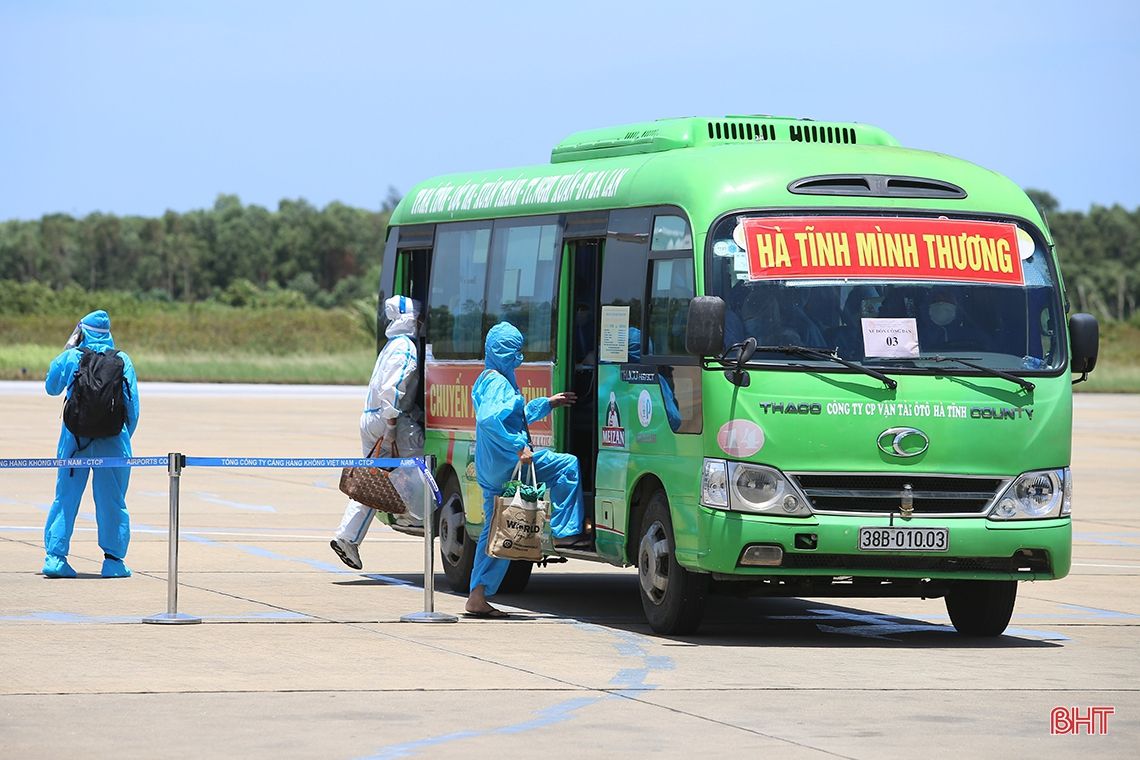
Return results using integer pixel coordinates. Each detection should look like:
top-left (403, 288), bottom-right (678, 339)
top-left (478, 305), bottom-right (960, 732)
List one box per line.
top-left (383, 295), bottom-right (421, 339)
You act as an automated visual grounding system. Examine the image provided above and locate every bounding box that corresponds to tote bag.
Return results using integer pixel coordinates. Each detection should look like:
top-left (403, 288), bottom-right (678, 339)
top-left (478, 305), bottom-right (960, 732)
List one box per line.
top-left (488, 462), bottom-right (549, 561)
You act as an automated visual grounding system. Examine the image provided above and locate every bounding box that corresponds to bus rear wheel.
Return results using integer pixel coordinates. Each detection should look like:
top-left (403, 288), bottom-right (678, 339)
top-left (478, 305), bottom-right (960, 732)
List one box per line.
top-left (438, 476), bottom-right (474, 592)
top-left (637, 490), bottom-right (708, 635)
top-left (945, 580), bottom-right (1017, 636)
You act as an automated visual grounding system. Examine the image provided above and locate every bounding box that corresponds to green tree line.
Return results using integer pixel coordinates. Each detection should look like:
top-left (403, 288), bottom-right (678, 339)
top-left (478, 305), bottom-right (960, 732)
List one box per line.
top-left (2, 189), bottom-right (1138, 323)
top-left (0, 192), bottom-right (397, 310)
top-left (1027, 191), bottom-right (1140, 323)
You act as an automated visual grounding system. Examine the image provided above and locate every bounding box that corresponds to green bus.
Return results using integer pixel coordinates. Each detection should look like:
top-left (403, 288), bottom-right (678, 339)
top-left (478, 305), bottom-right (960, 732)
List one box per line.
top-left (378, 114), bottom-right (1099, 635)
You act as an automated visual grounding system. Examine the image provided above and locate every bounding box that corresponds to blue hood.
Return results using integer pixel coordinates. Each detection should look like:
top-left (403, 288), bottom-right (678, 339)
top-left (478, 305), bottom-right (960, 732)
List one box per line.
top-left (79, 310), bottom-right (115, 350)
top-left (484, 322), bottom-right (524, 388)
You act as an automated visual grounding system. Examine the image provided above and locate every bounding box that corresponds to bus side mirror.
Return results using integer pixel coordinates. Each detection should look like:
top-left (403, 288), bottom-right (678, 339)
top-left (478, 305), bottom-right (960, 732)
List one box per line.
top-left (1069, 313), bottom-right (1099, 383)
top-left (686, 296), bottom-right (726, 356)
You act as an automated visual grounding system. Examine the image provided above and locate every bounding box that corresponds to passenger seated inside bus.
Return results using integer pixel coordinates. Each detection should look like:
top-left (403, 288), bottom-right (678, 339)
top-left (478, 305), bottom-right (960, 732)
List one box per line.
top-left (919, 287), bottom-right (986, 353)
top-left (629, 327), bottom-right (682, 433)
top-left (725, 281), bottom-right (826, 348)
top-left (829, 285), bottom-right (880, 359)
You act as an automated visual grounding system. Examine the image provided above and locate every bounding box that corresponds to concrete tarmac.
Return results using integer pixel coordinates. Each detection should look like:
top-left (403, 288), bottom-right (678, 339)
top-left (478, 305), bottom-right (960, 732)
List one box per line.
top-left (1, 382), bottom-right (1137, 758)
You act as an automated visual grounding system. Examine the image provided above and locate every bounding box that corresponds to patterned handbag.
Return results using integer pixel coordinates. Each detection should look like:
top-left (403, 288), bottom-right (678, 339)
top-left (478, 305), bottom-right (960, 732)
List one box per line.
top-left (338, 436), bottom-right (408, 514)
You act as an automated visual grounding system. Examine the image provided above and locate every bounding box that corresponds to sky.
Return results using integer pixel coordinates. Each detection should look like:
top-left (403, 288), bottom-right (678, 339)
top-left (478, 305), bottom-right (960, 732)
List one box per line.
top-left (1, 0), bottom-right (1138, 222)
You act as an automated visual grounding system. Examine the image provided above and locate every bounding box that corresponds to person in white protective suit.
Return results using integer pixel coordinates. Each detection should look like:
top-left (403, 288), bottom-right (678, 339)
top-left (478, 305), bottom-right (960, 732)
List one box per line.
top-left (330, 295), bottom-right (425, 570)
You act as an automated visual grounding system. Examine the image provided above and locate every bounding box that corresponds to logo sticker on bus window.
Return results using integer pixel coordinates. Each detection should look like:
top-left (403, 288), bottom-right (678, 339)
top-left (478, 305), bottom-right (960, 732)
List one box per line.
top-left (717, 420), bottom-right (765, 458)
top-left (602, 392), bottom-right (627, 448)
top-left (740, 216), bottom-right (1024, 285)
top-left (638, 390), bottom-right (653, 427)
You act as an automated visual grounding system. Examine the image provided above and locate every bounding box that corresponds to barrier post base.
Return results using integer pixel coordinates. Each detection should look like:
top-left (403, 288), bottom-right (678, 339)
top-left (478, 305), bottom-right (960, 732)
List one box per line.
top-left (400, 611), bottom-right (458, 623)
top-left (143, 612), bottom-right (202, 625)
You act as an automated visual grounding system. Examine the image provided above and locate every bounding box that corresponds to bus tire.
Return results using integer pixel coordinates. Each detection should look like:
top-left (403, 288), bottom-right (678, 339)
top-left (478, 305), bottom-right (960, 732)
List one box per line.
top-left (637, 490), bottom-right (708, 634)
top-left (498, 561), bottom-right (534, 594)
top-left (945, 580), bottom-right (1017, 636)
top-left (438, 476), bottom-right (474, 592)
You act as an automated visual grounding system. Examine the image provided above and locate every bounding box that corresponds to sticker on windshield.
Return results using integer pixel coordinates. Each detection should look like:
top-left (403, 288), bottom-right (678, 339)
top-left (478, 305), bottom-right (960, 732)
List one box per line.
top-left (741, 216), bottom-right (1024, 285)
top-left (862, 318), bottom-right (920, 358)
top-left (1016, 228), bottom-right (1035, 261)
top-left (733, 221), bottom-right (748, 251)
top-left (713, 239), bottom-right (743, 257)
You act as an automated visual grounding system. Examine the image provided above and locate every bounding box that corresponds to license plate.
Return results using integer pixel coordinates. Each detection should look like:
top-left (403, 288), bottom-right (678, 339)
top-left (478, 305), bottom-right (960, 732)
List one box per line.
top-left (858, 527), bottom-right (949, 552)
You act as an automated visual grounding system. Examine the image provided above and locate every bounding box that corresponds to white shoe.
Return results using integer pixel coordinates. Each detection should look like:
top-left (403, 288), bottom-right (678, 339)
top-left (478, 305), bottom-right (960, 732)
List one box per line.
top-left (330, 537), bottom-right (362, 570)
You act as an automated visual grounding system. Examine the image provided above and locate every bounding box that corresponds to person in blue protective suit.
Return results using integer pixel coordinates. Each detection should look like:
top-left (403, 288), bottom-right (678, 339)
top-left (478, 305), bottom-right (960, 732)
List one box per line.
top-left (627, 327), bottom-right (682, 433)
top-left (466, 322), bottom-right (583, 618)
top-left (43, 310), bottom-right (140, 578)
top-left (330, 295), bottom-right (425, 570)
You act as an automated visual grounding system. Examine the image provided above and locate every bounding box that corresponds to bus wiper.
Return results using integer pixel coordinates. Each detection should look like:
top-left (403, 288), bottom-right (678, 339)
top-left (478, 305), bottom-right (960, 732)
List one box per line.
top-left (756, 344), bottom-right (898, 390)
top-left (931, 356), bottom-right (1035, 393)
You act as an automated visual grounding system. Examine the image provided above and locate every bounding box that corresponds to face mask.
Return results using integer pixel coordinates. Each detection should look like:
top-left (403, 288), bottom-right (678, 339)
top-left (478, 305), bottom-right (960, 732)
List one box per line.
top-left (929, 303), bottom-right (957, 327)
top-left (65, 324), bottom-right (82, 349)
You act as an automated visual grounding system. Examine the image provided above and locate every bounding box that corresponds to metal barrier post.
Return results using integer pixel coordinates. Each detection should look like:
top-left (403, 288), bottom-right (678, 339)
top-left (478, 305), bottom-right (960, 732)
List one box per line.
top-left (401, 455), bottom-right (456, 623)
top-left (144, 453), bottom-right (201, 625)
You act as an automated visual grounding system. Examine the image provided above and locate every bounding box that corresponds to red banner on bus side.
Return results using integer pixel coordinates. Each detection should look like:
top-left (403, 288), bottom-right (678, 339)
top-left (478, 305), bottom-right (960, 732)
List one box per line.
top-left (741, 217), bottom-right (1024, 285)
top-left (426, 362), bottom-right (553, 440)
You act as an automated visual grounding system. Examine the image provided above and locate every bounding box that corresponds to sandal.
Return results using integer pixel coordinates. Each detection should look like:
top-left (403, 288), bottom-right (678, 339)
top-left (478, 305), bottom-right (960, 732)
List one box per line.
top-left (463, 608), bottom-right (511, 619)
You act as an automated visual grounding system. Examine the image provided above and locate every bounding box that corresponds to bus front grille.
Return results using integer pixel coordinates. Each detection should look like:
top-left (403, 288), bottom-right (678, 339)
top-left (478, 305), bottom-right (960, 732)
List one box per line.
top-left (777, 550), bottom-right (1051, 574)
top-left (787, 473), bottom-right (1007, 515)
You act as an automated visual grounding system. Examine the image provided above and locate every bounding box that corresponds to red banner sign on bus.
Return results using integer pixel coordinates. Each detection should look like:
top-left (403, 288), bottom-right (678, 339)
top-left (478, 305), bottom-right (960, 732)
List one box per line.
top-left (426, 362), bottom-right (554, 446)
top-left (741, 216), bottom-right (1024, 285)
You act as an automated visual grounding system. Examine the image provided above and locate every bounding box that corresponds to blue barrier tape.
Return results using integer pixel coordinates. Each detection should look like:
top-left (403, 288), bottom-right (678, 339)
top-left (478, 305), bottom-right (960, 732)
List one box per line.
top-left (415, 459), bottom-right (443, 505)
top-left (0, 455), bottom-right (443, 505)
top-left (0, 456), bottom-right (168, 469)
top-left (183, 456), bottom-right (413, 469)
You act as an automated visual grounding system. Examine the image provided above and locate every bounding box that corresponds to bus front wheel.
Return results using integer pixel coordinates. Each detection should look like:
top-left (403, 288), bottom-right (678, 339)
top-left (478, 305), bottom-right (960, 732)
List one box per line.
top-left (945, 580), bottom-right (1017, 636)
top-left (438, 477), bottom-right (475, 592)
top-left (637, 490), bottom-right (708, 635)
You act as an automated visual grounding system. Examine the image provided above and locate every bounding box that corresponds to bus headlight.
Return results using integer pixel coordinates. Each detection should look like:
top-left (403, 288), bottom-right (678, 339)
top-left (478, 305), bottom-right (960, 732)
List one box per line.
top-left (701, 458), bottom-right (729, 508)
top-left (990, 468), bottom-right (1069, 520)
top-left (728, 462), bottom-right (811, 516)
top-left (701, 459), bottom-right (810, 516)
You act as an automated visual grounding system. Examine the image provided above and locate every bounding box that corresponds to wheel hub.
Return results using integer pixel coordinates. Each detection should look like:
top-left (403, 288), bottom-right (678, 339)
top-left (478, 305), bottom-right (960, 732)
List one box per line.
top-left (638, 519), bottom-right (670, 604)
top-left (439, 496), bottom-right (465, 566)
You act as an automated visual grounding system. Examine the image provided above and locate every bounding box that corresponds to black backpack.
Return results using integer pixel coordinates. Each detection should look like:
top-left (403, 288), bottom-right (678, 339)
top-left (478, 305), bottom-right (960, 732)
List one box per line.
top-left (64, 347), bottom-right (129, 440)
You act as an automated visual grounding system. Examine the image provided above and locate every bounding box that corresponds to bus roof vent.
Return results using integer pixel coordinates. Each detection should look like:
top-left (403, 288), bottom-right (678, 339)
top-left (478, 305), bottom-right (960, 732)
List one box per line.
top-left (789, 174), bottom-right (967, 199)
top-left (787, 123), bottom-right (858, 145)
top-left (707, 120), bottom-right (777, 142)
top-left (551, 116), bottom-right (899, 163)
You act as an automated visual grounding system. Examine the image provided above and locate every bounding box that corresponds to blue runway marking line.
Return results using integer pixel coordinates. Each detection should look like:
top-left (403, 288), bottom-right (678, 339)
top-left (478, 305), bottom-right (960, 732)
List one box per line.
top-left (359, 624), bottom-right (675, 759)
top-left (1073, 531), bottom-right (1140, 548)
top-left (192, 492), bottom-right (278, 513)
top-left (771, 608), bottom-right (1070, 641)
top-left (1056, 603), bottom-right (1139, 619)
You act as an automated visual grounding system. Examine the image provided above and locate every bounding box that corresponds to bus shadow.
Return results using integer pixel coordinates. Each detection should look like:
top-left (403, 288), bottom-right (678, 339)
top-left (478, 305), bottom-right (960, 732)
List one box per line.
top-left (363, 569), bottom-right (1064, 649)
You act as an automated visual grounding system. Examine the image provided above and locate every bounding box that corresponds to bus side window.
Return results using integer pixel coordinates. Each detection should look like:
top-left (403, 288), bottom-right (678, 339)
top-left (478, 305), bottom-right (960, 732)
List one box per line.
top-left (647, 257), bottom-right (694, 356)
top-left (487, 219), bottom-right (560, 359)
top-left (600, 208), bottom-right (652, 360)
top-left (427, 222), bottom-right (491, 359)
top-left (646, 255), bottom-right (701, 434)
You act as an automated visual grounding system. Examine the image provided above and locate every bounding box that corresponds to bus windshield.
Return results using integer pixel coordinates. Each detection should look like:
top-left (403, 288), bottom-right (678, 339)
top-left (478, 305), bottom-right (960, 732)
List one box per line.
top-left (706, 214), bottom-right (1065, 373)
